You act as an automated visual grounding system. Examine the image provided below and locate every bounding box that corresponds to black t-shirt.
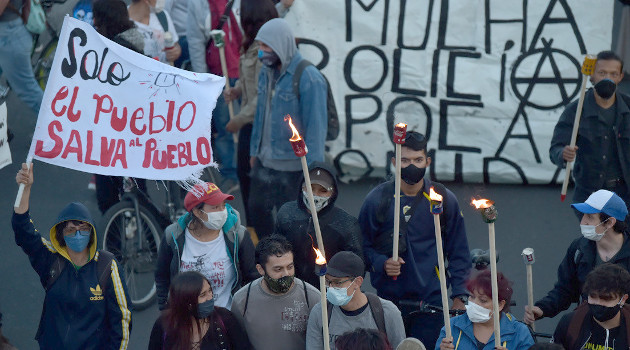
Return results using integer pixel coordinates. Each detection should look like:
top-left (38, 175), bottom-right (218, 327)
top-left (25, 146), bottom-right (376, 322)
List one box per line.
top-left (583, 316), bottom-right (628, 350)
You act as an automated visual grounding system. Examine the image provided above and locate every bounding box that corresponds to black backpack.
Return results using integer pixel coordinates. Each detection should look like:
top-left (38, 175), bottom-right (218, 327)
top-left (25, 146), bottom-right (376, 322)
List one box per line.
top-left (292, 60), bottom-right (340, 141)
top-left (326, 292), bottom-right (386, 334)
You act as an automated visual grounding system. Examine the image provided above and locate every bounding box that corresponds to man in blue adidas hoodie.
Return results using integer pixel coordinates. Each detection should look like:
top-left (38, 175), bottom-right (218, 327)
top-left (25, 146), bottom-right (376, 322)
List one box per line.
top-left (359, 132), bottom-right (471, 348)
top-left (13, 163), bottom-right (132, 349)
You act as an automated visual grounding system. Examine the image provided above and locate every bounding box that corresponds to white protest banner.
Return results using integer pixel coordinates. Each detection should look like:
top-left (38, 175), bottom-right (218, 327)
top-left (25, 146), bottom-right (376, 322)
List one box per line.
top-left (285, 0), bottom-right (613, 184)
top-left (28, 17), bottom-right (224, 181)
top-left (0, 102), bottom-right (11, 170)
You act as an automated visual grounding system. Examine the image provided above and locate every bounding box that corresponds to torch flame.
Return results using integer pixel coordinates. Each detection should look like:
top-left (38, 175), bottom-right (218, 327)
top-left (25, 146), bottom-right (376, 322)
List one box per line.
top-left (471, 198), bottom-right (494, 209)
top-left (396, 122), bottom-right (407, 128)
top-left (313, 247), bottom-right (326, 265)
top-left (284, 115), bottom-right (302, 142)
top-left (429, 187), bottom-right (443, 201)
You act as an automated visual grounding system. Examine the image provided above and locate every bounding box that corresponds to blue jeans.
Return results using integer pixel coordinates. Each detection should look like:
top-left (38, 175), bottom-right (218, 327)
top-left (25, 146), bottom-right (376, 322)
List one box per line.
top-left (212, 77), bottom-right (237, 180)
top-left (0, 19), bottom-right (43, 113)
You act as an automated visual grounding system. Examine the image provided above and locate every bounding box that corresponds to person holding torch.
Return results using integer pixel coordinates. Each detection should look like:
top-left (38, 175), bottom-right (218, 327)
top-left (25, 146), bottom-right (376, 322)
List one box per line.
top-left (437, 270), bottom-right (534, 350)
top-left (549, 50), bottom-right (630, 223)
top-left (359, 131), bottom-right (471, 347)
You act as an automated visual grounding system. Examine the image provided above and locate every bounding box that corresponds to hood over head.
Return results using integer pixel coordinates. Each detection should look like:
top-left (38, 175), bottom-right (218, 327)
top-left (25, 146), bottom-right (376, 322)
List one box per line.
top-left (255, 18), bottom-right (297, 71)
top-left (297, 162), bottom-right (339, 214)
top-left (50, 202), bottom-right (98, 262)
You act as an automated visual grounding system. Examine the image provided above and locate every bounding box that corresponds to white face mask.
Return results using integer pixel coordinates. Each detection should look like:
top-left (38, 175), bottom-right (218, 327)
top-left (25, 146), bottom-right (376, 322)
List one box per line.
top-left (150, 0), bottom-right (165, 13)
top-left (302, 190), bottom-right (330, 212)
top-left (466, 300), bottom-right (492, 323)
top-left (580, 218), bottom-right (610, 241)
top-left (201, 209), bottom-right (227, 230)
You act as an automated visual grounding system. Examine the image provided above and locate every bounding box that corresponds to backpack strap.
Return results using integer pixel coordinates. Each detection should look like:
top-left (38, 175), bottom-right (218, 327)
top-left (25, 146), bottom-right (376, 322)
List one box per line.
top-left (365, 292), bottom-right (386, 334)
top-left (45, 254), bottom-right (66, 291)
top-left (326, 294), bottom-right (386, 334)
top-left (566, 302), bottom-right (590, 349)
top-left (292, 59), bottom-right (312, 101)
top-left (303, 279), bottom-right (310, 309)
top-left (242, 281), bottom-right (253, 317)
top-left (97, 250), bottom-right (115, 292)
top-left (156, 11), bottom-right (169, 33)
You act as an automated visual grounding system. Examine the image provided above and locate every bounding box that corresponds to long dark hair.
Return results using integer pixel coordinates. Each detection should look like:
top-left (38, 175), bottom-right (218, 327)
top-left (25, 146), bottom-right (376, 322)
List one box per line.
top-left (163, 271), bottom-right (221, 350)
top-left (92, 0), bottom-right (135, 39)
top-left (335, 328), bottom-right (393, 350)
top-left (240, 0), bottom-right (278, 51)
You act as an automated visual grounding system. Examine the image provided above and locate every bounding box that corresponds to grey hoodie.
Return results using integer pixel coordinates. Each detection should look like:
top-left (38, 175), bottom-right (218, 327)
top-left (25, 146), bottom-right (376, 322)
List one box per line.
top-left (255, 18), bottom-right (297, 73)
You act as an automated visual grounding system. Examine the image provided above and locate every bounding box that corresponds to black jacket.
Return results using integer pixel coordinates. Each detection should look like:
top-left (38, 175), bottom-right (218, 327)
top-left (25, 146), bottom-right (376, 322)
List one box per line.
top-left (553, 303), bottom-right (630, 350)
top-left (274, 162), bottom-right (364, 287)
top-left (536, 234), bottom-right (630, 318)
top-left (549, 89), bottom-right (630, 194)
top-left (155, 206), bottom-right (258, 310)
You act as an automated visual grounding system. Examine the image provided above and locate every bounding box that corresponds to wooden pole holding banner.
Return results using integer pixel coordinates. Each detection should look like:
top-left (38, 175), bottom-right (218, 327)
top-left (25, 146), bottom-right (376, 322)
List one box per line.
top-left (560, 55), bottom-right (596, 201)
top-left (14, 155), bottom-right (33, 208)
top-left (210, 29), bottom-right (238, 143)
top-left (391, 123), bottom-right (407, 280)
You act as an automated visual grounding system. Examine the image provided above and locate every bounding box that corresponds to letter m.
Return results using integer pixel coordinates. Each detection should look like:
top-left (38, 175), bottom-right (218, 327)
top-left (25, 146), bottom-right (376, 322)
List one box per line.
top-left (346, 0), bottom-right (390, 45)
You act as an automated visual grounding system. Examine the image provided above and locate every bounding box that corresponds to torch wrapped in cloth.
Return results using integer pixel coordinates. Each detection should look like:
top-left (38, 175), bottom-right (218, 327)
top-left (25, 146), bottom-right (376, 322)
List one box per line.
top-left (391, 123), bottom-right (407, 280)
top-left (560, 55), bottom-right (596, 201)
top-left (429, 187), bottom-right (451, 339)
top-left (313, 247), bottom-right (331, 350)
top-left (471, 198), bottom-right (501, 347)
top-left (522, 248), bottom-right (536, 331)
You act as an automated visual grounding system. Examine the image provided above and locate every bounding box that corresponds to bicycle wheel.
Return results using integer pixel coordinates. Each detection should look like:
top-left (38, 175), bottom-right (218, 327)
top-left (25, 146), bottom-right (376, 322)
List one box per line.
top-left (33, 39), bottom-right (58, 90)
top-left (101, 200), bottom-right (161, 310)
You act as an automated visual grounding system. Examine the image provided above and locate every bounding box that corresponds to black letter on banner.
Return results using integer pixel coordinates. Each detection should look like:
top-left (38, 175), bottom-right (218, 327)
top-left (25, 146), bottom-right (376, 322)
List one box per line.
top-left (344, 46), bottom-right (388, 92)
top-left (437, 0), bottom-right (475, 50)
top-left (345, 94), bottom-right (382, 148)
top-left (385, 97), bottom-right (432, 143)
top-left (430, 49), bottom-right (440, 98)
top-left (62, 28), bottom-right (87, 78)
top-left (397, 0), bottom-right (434, 50)
top-left (430, 150), bottom-right (464, 183)
top-left (447, 51), bottom-right (481, 101)
top-left (483, 157), bottom-right (528, 185)
top-left (296, 38), bottom-right (329, 69)
top-left (334, 149), bottom-right (374, 181)
top-left (345, 0), bottom-right (389, 45)
top-left (484, 0), bottom-right (527, 54)
top-left (392, 49), bottom-right (427, 96)
top-left (439, 99), bottom-right (482, 153)
top-left (529, 0), bottom-right (585, 54)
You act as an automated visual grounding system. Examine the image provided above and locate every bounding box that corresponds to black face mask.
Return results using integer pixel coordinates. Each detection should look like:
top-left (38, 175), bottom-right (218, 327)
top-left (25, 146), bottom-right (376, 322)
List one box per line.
top-left (400, 164), bottom-right (426, 185)
top-left (194, 299), bottom-right (215, 319)
top-left (263, 274), bottom-right (294, 294)
top-left (589, 300), bottom-right (622, 322)
top-left (594, 79), bottom-right (617, 100)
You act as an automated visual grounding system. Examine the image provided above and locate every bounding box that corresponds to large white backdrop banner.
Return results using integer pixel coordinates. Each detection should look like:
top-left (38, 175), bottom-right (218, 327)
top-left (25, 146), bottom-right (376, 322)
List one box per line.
top-left (285, 0), bottom-right (614, 184)
top-left (29, 17), bottom-right (224, 181)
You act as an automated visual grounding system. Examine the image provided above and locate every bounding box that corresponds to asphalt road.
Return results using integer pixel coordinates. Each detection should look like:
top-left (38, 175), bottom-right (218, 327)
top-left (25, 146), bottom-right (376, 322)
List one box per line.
top-left (1, 88), bottom-right (587, 349)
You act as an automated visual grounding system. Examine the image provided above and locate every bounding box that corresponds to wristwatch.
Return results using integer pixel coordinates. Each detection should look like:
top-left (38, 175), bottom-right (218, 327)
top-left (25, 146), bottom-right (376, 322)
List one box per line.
top-left (454, 295), bottom-right (468, 303)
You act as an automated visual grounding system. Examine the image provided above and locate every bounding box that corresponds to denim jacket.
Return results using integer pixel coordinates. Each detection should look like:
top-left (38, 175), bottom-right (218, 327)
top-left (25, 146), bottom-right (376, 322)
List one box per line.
top-left (250, 52), bottom-right (328, 164)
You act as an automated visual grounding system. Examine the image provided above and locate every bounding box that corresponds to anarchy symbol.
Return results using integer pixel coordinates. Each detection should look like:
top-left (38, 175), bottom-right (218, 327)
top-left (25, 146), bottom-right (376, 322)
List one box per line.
top-left (510, 38), bottom-right (581, 110)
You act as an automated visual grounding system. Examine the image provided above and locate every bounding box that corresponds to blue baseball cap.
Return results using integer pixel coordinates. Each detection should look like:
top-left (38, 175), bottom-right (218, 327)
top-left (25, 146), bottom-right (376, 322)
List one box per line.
top-left (571, 190), bottom-right (628, 221)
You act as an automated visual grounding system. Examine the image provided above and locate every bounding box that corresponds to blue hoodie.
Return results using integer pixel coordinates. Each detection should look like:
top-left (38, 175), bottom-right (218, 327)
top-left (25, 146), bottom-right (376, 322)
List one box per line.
top-left (12, 202), bottom-right (131, 350)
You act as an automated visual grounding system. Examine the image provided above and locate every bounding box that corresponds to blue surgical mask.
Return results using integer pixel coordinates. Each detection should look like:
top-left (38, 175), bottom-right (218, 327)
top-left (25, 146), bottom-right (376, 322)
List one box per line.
top-left (258, 49), bottom-right (280, 67)
top-left (326, 280), bottom-right (355, 306)
top-left (64, 230), bottom-right (91, 252)
top-left (196, 299), bottom-right (215, 319)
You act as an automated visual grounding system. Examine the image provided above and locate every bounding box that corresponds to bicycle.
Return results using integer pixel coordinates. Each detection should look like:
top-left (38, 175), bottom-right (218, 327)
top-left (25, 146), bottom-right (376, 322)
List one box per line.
top-left (99, 168), bottom-right (219, 310)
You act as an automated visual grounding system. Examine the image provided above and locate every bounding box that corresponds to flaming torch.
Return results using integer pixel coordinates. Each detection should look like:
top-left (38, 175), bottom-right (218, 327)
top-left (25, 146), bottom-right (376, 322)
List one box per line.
top-left (471, 198), bottom-right (501, 347)
top-left (314, 246), bottom-right (331, 350)
top-left (560, 54), bottom-right (596, 201)
top-left (391, 123), bottom-right (407, 280)
top-left (430, 187), bottom-right (451, 339)
top-left (522, 248), bottom-right (536, 331)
